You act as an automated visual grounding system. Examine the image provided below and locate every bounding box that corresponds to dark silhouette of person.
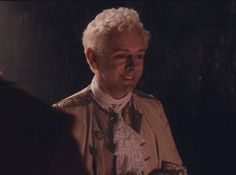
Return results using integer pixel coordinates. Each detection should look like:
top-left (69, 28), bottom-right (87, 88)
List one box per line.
top-left (0, 78), bottom-right (88, 175)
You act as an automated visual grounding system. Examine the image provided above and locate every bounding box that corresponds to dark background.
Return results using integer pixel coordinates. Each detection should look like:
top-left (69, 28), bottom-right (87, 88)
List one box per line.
top-left (0, 1), bottom-right (235, 175)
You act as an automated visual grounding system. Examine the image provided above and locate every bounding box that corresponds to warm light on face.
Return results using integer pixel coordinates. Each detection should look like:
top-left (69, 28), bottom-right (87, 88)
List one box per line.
top-left (94, 28), bottom-right (146, 98)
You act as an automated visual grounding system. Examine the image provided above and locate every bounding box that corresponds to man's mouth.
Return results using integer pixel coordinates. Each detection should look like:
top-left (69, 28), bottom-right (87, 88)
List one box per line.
top-left (121, 75), bottom-right (135, 80)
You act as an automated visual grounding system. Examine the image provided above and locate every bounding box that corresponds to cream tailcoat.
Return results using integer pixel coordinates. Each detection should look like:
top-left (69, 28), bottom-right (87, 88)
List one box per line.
top-left (53, 86), bottom-right (186, 175)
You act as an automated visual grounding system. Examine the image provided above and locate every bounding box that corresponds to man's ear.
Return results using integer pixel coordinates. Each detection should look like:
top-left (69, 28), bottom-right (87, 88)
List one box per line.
top-left (84, 48), bottom-right (98, 70)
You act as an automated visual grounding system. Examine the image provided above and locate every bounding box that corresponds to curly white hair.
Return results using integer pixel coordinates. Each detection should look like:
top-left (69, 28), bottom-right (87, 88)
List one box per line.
top-left (82, 7), bottom-right (150, 55)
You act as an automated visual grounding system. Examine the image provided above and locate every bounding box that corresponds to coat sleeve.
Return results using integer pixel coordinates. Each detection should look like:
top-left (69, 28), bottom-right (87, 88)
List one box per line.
top-left (157, 101), bottom-right (188, 175)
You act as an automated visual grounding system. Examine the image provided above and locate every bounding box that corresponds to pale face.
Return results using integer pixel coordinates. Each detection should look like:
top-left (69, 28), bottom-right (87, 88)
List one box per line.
top-left (94, 28), bottom-right (146, 98)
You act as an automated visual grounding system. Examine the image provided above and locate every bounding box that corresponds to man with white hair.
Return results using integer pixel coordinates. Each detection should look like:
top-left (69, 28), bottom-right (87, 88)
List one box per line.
top-left (53, 7), bottom-right (187, 175)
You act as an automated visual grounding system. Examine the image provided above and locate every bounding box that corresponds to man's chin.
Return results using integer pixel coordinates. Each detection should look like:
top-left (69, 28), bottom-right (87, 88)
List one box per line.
top-left (122, 84), bottom-right (137, 93)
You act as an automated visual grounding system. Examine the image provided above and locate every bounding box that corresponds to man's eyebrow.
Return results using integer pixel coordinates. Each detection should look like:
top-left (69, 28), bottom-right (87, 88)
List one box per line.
top-left (137, 49), bottom-right (146, 53)
top-left (113, 48), bottom-right (146, 52)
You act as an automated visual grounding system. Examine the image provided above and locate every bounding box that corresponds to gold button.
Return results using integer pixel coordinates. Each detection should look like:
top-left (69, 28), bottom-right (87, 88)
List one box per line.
top-left (89, 145), bottom-right (97, 156)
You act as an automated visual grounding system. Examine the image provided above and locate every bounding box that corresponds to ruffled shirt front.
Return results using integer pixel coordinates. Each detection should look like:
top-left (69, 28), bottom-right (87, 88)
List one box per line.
top-left (91, 78), bottom-right (146, 175)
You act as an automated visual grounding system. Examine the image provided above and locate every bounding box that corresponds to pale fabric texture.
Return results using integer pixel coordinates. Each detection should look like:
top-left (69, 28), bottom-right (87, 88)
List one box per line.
top-left (91, 78), bottom-right (146, 175)
top-left (90, 77), bottom-right (132, 112)
top-left (53, 85), bottom-right (187, 175)
top-left (113, 114), bottom-right (146, 175)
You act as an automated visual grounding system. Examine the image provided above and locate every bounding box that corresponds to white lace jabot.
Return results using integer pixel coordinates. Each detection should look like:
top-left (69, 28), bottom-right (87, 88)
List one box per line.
top-left (91, 77), bottom-right (146, 175)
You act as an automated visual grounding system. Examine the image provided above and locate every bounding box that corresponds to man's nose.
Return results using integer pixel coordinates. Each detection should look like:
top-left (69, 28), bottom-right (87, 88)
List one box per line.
top-left (125, 56), bottom-right (135, 70)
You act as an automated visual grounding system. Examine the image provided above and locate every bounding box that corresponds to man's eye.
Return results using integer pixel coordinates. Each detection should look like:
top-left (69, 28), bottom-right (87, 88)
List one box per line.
top-left (116, 54), bottom-right (128, 59)
top-left (136, 54), bottom-right (144, 59)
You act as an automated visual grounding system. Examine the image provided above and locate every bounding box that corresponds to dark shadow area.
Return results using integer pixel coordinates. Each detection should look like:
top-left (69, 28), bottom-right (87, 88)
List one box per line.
top-left (0, 79), bottom-right (88, 175)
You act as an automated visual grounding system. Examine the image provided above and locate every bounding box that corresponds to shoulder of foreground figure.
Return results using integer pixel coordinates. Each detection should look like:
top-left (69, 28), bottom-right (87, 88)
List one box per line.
top-left (52, 86), bottom-right (92, 108)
